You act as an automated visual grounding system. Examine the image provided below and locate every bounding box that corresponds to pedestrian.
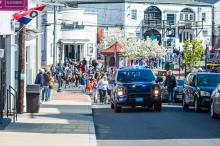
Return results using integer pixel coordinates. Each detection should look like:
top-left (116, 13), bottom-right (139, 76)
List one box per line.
top-left (35, 69), bottom-right (44, 101)
top-left (98, 76), bottom-right (108, 104)
top-left (35, 69), bottom-right (44, 87)
top-left (86, 77), bottom-right (92, 94)
top-left (80, 74), bottom-right (87, 93)
top-left (42, 69), bottom-right (50, 102)
top-left (48, 72), bottom-right (54, 101)
top-left (164, 70), bottom-right (177, 104)
top-left (92, 78), bottom-right (98, 103)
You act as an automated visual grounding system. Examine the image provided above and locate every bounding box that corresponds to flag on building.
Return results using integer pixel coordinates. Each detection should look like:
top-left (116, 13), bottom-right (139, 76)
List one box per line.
top-left (12, 5), bottom-right (46, 24)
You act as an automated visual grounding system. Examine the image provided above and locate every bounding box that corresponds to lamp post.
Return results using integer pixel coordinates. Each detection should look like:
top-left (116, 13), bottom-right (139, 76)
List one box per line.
top-left (57, 40), bottom-right (63, 92)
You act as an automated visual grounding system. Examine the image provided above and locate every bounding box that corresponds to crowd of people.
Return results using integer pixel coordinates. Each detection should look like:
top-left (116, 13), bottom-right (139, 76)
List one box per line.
top-left (35, 58), bottom-right (115, 104)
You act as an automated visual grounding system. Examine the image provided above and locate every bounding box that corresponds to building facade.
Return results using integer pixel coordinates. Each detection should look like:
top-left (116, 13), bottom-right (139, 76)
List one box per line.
top-left (76, 0), bottom-right (212, 51)
top-left (41, 8), bottom-right (97, 65)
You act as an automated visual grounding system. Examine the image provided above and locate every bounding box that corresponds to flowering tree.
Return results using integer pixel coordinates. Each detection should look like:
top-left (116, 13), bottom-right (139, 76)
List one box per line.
top-left (98, 36), bottom-right (166, 59)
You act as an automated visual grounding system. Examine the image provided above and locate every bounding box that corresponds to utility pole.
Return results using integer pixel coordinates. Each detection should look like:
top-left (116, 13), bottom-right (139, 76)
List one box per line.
top-left (18, 24), bottom-right (25, 114)
top-left (212, 5), bottom-right (215, 50)
top-left (53, 5), bottom-right (57, 65)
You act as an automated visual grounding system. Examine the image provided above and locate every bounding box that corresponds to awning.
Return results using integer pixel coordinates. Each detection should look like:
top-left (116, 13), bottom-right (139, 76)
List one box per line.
top-left (60, 39), bottom-right (89, 44)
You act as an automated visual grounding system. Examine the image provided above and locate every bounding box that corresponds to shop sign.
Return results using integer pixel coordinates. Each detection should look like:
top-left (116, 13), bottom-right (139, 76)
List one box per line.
top-left (61, 22), bottom-right (85, 30)
top-left (0, 0), bottom-right (28, 11)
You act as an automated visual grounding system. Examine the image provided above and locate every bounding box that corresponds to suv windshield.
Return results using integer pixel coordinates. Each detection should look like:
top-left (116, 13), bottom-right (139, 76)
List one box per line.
top-left (198, 74), bottom-right (220, 86)
top-left (117, 70), bottom-right (155, 83)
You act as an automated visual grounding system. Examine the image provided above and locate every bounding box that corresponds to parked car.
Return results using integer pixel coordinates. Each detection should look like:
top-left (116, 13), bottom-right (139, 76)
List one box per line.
top-left (110, 66), bottom-right (163, 112)
top-left (210, 83), bottom-right (220, 119)
top-left (183, 72), bottom-right (220, 112)
top-left (174, 79), bottom-right (184, 102)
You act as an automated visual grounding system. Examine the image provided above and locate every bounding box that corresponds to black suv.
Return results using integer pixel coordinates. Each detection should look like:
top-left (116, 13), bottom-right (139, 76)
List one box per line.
top-left (183, 72), bottom-right (220, 112)
top-left (110, 66), bottom-right (163, 112)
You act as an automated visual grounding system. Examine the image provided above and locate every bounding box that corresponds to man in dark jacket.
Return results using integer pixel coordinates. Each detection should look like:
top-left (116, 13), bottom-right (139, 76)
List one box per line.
top-left (164, 70), bottom-right (177, 104)
top-left (35, 69), bottom-right (44, 87)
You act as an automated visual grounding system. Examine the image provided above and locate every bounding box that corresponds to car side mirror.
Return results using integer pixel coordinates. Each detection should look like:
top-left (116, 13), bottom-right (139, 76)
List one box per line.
top-left (218, 88), bottom-right (220, 93)
top-left (156, 76), bottom-right (163, 83)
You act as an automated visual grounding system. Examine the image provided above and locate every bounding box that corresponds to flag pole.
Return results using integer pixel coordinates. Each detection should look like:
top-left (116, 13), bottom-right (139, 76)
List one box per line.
top-left (16, 24), bottom-right (26, 34)
top-left (18, 23), bottom-right (26, 114)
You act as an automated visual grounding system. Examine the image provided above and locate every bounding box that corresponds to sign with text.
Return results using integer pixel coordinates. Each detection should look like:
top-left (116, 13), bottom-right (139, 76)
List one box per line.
top-left (0, 0), bottom-right (28, 11)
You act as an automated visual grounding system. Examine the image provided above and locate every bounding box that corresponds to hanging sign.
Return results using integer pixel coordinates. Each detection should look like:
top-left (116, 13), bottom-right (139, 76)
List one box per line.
top-left (0, 0), bottom-right (28, 11)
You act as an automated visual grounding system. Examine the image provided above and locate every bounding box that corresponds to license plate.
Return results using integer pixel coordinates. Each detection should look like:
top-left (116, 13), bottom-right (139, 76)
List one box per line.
top-left (136, 98), bottom-right (143, 102)
top-left (176, 95), bottom-right (183, 99)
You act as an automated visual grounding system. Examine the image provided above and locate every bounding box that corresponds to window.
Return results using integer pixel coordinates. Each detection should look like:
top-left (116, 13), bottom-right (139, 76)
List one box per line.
top-left (180, 14), bottom-right (183, 21)
top-left (189, 14), bottom-right (194, 21)
top-left (202, 13), bottom-right (206, 21)
top-left (117, 70), bottom-right (155, 83)
top-left (185, 15), bottom-right (189, 21)
top-left (180, 8), bottom-right (195, 21)
top-left (131, 9), bottom-right (137, 20)
top-left (167, 14), bottom-right (176, 25)
top-left (144, 6), bottom-right (162, 25)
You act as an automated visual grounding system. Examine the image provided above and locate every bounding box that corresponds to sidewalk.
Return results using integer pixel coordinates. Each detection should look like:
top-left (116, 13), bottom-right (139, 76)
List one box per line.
top-left (0, 87), bottom-right (97, 146)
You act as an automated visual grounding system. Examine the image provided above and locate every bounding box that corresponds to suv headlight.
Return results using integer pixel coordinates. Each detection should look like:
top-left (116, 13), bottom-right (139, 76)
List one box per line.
top-left (117, 87), bottom-right (127, 96)
top-left (152, 86), bottom-right (160, 96)
top-left (200, 91), bottom-right (210, 96)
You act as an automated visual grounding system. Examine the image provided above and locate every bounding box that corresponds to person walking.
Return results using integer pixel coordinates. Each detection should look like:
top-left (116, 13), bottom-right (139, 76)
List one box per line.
top-left (164, 70), bottom-right (177, 105)
top-left (92, 78), bottom-right (98, 103)
top-left (35, 69), bottom-right (44, 87)
top-left (98, 76), bottom-right (108, 104)
top-left (80, 73), bottom-right (87, 93)
top-left (42, 69), bottom-right (50, 102)
top-left (48, 72), bottom-right (55, 101)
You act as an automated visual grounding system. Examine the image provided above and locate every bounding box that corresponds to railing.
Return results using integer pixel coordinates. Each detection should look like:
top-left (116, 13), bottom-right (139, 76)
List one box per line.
top-left (6, 85), bottom-right (18, 123)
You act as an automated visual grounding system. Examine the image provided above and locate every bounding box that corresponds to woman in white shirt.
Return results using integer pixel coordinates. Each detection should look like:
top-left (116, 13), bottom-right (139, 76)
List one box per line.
top-left (98, 76), bottom-right (108, 104)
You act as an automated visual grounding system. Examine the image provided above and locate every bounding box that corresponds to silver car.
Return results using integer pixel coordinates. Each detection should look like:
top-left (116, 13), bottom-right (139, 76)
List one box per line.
top-left (174, 79), bottom-right (184, 102)
top-left (210, 83), bottom-right (220, 119)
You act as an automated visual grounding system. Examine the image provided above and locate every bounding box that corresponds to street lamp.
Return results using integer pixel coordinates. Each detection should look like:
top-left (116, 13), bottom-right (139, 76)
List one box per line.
top-left (57, 40), bottom-right (63, 92)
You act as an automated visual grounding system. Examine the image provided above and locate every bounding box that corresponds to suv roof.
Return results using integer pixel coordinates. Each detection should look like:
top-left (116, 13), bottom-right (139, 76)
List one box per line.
top-left (118, 66), bottom-right (151, 71)
top-left (190, 72), bottom-right (220, 75)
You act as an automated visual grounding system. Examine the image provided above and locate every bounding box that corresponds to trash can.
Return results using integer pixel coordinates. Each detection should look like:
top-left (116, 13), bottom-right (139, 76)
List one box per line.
top-left (169, 63), bottom-right (174, 70)
top-left (26, 84), bottom-right (41, 113)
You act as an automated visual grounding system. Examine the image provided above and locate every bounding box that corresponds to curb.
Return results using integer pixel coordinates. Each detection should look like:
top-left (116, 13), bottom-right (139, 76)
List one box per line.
top-left (87, 95), bottom-right (97, 146)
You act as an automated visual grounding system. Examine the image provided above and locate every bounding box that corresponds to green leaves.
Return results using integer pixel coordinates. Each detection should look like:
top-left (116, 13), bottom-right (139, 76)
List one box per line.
top-left (183, 39), bottom-right (204, 67)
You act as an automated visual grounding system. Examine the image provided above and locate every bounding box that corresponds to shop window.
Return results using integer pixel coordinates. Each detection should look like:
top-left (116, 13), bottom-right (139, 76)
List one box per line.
top-left (131, 10), bottom-right (137, 20)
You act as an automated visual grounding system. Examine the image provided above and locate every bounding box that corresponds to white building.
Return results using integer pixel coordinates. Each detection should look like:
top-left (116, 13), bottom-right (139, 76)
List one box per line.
top-left (0, 11), bottom-right (17, 94)
top-left (64, 0), bottom-right (213, 51)
top-left (41, 8), bottom-right (97, 65)
top-left (0, 0), bottom-right (43, 113)
top-left (214, 1), bottom-right (220, 49)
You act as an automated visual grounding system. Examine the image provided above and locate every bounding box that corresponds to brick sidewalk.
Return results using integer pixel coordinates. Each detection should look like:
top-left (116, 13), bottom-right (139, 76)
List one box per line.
top-left (52, 90), bottom-right (88, 102)
top-left (0, 88), bottom-right (97, 146)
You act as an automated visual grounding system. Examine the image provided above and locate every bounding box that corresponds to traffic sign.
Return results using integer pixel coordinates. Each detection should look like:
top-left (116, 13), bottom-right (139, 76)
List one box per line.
top-left (0, 0), bottom-right (28, 11)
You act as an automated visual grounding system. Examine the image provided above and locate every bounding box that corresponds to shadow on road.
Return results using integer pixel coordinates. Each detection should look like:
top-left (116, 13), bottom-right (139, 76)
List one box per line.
top-left (93, 105), bottom-right (220, 140)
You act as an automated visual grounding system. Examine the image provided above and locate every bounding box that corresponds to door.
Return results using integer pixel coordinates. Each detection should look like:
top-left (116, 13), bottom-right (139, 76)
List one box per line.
top-left (184, 74), bottom-right (192, 104)
top-left (214, 84), bottom-right (220, 113)
top-left (188, 74), bottom-right (197, 104)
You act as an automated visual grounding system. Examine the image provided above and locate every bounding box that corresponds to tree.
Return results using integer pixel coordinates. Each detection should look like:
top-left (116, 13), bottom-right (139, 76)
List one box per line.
top-left (183, 39), bottom-right (204, 72)
top-left (98, 36), bottom-right (166, 59)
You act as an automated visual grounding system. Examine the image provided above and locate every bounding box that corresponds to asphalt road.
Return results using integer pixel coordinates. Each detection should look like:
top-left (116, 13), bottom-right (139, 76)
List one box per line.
top-left (92, 104), bottom-right (220, 146)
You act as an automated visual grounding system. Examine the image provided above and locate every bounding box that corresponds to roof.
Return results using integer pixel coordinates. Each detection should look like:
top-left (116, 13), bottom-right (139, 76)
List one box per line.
top-left (190, 72), bottom-right (220, 75)
top-left (56, 0), bottom-right (212, 6)
top-left (101, 42), bottom-right (125, 54)
top-left (118, 66), bottom-right (152, 71)
top-left (195, 0), bottom-right (219, 4)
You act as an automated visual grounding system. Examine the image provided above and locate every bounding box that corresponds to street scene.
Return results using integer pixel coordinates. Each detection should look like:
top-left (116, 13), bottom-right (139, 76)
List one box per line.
top-left (0, 0), bottom-right (220, 146)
